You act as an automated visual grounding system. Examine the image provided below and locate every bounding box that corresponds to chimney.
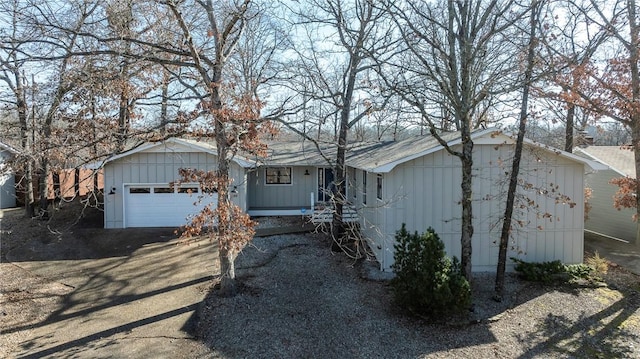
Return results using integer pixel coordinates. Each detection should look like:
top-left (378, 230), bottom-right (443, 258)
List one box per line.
top-left (577, 130), bottom-right (594, 147)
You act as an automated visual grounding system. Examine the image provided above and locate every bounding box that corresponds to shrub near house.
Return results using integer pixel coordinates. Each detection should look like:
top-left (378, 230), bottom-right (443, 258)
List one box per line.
top-left (390, 224), bottom-right (471, 317)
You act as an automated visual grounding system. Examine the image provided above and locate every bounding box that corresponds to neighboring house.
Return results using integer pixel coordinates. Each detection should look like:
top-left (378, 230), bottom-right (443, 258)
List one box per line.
top-left (0, 142), bottom-right (18, 209)
top-left (575, 146), bottom-right (638, 243)
top-left (102, 130), bottom-right (605, 273)
top-left (347, 129), bottom-right (605, 272)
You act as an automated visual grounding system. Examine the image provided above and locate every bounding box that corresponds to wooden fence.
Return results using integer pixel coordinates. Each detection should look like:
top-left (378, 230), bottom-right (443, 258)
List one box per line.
top-left (16, 168), bottom-right (104, 205)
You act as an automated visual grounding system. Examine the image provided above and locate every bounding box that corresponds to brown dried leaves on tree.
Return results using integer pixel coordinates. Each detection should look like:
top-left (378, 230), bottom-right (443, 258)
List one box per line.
top-left (610, 176), bottom-right (639, 221)
top-left (175, 167), bottom-right (256, 256)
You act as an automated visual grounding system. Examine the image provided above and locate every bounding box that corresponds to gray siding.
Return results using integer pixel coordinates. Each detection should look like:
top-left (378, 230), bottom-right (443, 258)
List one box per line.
top-left (585, 169), bottom-right (638, 242)
top-left (0, 149), bottom-right (16, 209)
top-left (359, 143), bottom-right (586, 272)
top-left (104, 150), bottom-right (247, 228)
top-left (247, 166), bottom-right (316, 209)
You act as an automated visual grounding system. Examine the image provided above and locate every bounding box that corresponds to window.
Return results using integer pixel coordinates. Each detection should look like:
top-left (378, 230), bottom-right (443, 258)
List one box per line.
top-left (376, 174), bottom-right (383, 200)
top-left (178, 186), bottom-right (199, 194)
top-left (154, 187), bottom-right (173, 194)
top-left (362, 171), bottom-right (367, 205)
top-left (129, 187), bottom-right (150, 194)
top-left (265, 167), bottom-right (292, 185)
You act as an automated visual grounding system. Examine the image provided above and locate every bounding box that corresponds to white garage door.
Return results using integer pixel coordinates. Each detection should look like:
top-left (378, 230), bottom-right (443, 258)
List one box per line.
top-left (124, 184), bottom-right (217, 228)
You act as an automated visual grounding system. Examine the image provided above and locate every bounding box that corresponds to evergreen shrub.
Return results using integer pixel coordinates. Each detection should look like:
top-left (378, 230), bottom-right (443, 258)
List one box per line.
top-left (390, 224), bottom-right (471, 317)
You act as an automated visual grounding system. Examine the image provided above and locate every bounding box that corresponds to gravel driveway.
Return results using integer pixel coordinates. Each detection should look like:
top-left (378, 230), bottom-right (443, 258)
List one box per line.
top-left (196, 229), bottom-right (640, 358)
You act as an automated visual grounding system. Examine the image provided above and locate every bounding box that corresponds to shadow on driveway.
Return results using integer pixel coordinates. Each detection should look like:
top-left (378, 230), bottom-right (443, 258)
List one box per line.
top-left (2, 208), bottom-right (216, 358)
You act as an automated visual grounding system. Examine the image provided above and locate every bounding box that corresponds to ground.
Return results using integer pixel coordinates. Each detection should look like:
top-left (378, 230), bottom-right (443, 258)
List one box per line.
top-left (1, 201), bottom-right (640, 358)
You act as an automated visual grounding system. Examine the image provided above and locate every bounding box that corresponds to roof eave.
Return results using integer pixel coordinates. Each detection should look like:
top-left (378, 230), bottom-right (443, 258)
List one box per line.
top-left (101, 137), bottom-right (254, 169)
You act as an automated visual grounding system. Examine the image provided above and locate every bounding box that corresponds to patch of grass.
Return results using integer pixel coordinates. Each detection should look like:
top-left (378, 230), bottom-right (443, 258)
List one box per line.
top-left (585, 251), bottom-right (609, 280)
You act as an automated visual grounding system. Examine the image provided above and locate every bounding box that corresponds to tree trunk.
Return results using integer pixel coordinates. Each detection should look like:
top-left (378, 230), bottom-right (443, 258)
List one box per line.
top-left (460, 137), bottom-right (474, 282)
top-left (495, 0), bottom-right (539, 300)
top-left (213, 75), bottom-right (239, 294)
top-left (218, 247), bottom-right (237, 297)
top-left (628, 0), bottom-right (640, 246)
top-left (331, 113), bottom-right (348, 248)
top-left (15, 71), bottom-right (35, 217)
top-left (565, 104), bottom-right (575, 152)
top-left (633, 122), bottom-right (640, 246)
top-left (37, 158), bottom-right (50, 217)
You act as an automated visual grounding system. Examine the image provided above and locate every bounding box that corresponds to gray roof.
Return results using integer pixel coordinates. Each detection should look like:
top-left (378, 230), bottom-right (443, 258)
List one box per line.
top-left (575, 146), bottom-right (635, 177)
top-left (99, 129), bottom-right (606, 173)
top-left (347, 128), bottom-right (606, 173)
top-left (254, 141), bottom-right (336, 167)
top-left (347, 132), bottom-right (463, 172)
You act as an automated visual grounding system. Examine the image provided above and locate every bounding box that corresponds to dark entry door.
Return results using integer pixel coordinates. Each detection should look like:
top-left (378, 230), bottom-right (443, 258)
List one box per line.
top-left (318, 168), bottom-right (334, 202)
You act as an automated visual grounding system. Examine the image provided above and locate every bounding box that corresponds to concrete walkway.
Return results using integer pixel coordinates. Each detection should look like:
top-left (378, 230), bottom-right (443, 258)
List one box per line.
top-left (4, 228), bottom-right (216, 358)
top-left (584, 231), bottom-right (640, 275)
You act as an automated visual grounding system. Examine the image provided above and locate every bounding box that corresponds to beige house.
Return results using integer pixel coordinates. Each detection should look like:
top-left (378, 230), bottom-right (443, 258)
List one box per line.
top-left (576, 146), bottom-right (638, 243)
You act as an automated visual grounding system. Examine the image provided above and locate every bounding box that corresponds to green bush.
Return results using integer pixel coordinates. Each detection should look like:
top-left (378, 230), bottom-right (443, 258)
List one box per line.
top-left (390, 224), bottom-right (471, 317)
top-left (511, 257), bottom-right (594, 283)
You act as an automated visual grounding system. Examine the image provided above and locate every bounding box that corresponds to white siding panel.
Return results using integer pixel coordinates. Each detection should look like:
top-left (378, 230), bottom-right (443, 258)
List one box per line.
top-left (362, 140), bottom-right (586, 272)
top-left (585, 169), bottom-right (638, 242)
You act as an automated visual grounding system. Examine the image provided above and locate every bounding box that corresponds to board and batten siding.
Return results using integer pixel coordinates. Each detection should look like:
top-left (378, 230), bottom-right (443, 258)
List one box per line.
top-left (247, 166), bottom-right (316, 209)
top-left (359, 142), bottom-right (586, 272)
top-left (585, 169), bottom-right (638, 242)
top-left (104, 149), bottom-right (247, 228)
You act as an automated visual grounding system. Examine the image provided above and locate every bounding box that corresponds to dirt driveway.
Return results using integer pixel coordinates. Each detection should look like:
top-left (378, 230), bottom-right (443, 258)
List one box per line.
top-left (0, 207), bottom-right (214, 358)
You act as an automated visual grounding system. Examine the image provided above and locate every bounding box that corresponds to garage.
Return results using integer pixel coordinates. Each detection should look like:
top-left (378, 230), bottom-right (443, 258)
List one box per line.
top-left (123, 183), bottom-right (217, 228)
top-left (102, 138), bottom-right (249, 228)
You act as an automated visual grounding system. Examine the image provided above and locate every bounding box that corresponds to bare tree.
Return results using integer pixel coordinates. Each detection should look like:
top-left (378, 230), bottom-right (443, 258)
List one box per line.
top-left (494, 0), bottom-right (542, 301)
top-left (151, 0), bottom-right (286, 295)
top-left (386, 0), bottom-right (522, 281)
top-left (533, 0), bottom-right (607, 152)
top-left (0, 0), bottom-right (41, 216)
top-left (288, 0), bottom-right (394, 248)
top-left (558, 0), bottom-right (640, 243)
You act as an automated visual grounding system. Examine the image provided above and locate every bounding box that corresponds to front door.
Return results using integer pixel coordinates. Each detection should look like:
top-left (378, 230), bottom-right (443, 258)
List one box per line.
top-left (317, 168), bottom-right (334, 202)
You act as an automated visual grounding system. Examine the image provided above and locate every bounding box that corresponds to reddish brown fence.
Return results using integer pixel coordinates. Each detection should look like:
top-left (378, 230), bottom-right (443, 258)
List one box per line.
top-left (16, 169), bottom-right (104, 205)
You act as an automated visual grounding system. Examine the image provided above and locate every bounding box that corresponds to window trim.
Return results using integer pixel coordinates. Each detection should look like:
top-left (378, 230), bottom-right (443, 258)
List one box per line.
top-left (376, 174), bottom-right (383, 201)
top-left (351, 167), bottom-right (357, 200)
top-left (264, 166), bottom-right (293, 186)
top-left (362, 170), bottom-right (367, 205)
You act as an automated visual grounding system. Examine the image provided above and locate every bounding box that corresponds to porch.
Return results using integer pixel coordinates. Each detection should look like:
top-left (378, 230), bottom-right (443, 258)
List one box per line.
top-left (246, 192), bottom-right (359, 224)
top-left (310, 204), bottom-right (359, 224)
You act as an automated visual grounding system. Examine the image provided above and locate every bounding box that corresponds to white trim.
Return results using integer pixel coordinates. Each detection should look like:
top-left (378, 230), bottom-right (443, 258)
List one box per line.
top-left (367, 129), bottom-right (607, 173)
top-left (247, 208), bottom-right (312, 216)
top-left (585, 229), bottom-right (631, 243)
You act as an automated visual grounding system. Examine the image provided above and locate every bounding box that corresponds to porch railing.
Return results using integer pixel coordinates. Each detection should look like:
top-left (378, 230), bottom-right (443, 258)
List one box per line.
top-left (309, 192), bottom-right (359, 224)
